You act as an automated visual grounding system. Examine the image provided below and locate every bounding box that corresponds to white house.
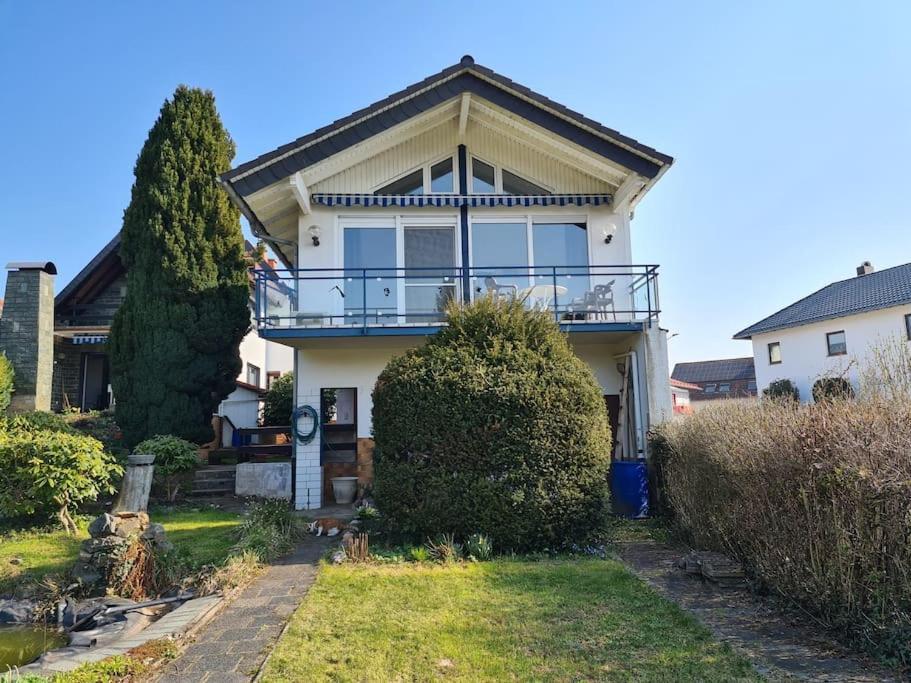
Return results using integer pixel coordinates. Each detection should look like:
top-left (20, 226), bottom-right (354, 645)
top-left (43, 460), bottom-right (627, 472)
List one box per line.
top-left (220, 56), bottom-right (675, 510)
top-left (734, 261), bottom-right (911, 401)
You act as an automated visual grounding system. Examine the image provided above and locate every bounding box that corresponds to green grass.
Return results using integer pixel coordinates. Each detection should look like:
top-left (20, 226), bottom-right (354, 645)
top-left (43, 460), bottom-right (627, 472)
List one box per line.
top-left (261, 559), bottom-right (758, 682)
top-left (0, 507), bottom-right (242, 594)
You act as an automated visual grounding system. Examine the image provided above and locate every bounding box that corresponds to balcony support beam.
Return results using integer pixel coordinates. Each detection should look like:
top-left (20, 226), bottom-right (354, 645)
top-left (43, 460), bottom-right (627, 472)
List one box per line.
top-left (290, 172), bottom-right (311, 215)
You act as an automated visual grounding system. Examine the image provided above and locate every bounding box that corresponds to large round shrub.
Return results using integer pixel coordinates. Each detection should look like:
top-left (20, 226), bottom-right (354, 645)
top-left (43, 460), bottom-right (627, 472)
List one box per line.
top-left (0, 427), bottom-right (121, 533)
top-left (372, 298), bottom-right (612, 551)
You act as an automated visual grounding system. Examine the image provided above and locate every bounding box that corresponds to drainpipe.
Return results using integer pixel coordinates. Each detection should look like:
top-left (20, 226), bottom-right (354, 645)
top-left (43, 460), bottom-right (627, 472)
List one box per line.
top-left (218, 177), bottom-right (298, 270)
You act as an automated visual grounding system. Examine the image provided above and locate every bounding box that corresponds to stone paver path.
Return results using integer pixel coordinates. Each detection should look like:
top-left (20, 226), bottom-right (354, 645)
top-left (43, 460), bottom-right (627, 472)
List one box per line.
top-left (617, 541), bottom-right (898, 682)
top-left (154, 537), bottom-right (329, 683)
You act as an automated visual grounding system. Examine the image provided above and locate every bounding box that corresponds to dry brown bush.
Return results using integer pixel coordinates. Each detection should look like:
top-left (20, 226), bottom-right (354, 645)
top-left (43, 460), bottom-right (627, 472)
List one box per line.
top-left (655, 340), bottom-right (911, 663)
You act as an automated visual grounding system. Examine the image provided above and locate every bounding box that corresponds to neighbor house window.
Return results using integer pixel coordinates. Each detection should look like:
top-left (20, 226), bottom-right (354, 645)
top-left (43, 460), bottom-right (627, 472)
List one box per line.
top-left (246, 363), bottom-right (261, 387)
top-left (826, 331), bottom-right (847, 356)
top-left (718, 383), bottom-right (731, 393)
top-left (768, 342), bottom-right (782, 365)
top-left (905, 313), bottom-right (911, 341)
top-left (266, 370), bottom-right (280, 389)
top-left (704, 384), bottom-right (717, 394)
top-left (747, 380), bottom-right (757, 392)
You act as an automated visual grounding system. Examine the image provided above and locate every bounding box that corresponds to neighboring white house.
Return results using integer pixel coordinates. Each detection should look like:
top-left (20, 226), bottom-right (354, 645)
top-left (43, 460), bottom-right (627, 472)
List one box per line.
top-left (734, 261), bottom-right (911, 401)
top-left (220, 55), bottom-right (675, 510)
top-left (669, 378), bottom-right (700, 415)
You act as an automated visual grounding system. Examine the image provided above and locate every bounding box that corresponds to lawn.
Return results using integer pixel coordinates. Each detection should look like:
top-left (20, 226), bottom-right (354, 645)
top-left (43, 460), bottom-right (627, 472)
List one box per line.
top-left (261, 559), bottom-right (758, 682)
top-left (0, 507), bottom-right (242, 594)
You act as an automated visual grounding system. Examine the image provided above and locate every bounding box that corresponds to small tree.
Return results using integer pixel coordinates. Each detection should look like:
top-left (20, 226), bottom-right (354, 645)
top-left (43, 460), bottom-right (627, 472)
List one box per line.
top-left (262, 374), bottom-right (294, 426)
top-left (0, 354), bottom-right (13, 414)
top-left (109, 86), bottom-right (250, 448)
top-left (134, 435), bottom-right (199, 502)
top-left (764, 378), bottom-right (800, 402)
top-left (372, 298), bottom-right (612, 551)
top-left (0, 427), bottom-right (122, 534)
top-left (812, 376), bottom-right (855, 402)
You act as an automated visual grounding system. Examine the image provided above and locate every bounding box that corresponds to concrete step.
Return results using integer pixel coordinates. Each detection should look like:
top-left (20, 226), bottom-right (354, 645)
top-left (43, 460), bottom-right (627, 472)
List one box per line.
top-left (191, 466), bottom-right (236, 494)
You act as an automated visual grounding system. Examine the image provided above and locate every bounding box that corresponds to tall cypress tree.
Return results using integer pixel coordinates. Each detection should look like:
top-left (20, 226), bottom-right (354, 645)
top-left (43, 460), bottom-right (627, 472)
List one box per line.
top-left (110, 86), bottom-right (249, 448)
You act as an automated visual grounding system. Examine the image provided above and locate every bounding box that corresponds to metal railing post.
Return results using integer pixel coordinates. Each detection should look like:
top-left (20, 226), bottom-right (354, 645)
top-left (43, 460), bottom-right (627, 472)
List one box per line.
top-left (645, 267), bottom-right (653, 327)
top-left (551, 266), bottom-right (559, 322)
top-left (253, 271), bottom-right (261, 328)
top-left (362, 268), bottom-right (367, 334)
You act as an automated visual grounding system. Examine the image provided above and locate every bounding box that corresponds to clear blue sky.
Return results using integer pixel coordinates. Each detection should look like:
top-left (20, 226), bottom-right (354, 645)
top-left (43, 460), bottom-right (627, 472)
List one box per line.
top-left (2, 1), bottom-right (909, 366)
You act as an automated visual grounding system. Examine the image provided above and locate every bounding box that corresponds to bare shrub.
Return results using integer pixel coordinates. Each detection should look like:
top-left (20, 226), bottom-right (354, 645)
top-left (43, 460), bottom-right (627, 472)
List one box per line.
top-left (656, 389), bottom-right (911, 663)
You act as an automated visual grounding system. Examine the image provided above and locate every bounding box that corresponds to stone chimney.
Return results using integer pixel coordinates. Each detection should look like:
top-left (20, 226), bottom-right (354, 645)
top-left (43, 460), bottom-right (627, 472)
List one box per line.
top-left (0, 262), bottom-right (57, 412)
top-left (856, 261), bottom-right (874, 277)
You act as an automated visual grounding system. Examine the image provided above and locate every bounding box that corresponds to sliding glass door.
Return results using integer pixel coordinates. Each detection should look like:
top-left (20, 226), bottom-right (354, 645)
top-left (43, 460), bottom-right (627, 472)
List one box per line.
top-left (342, 222), bottom-right (457, 325)
top-left (344, 226), bottom-right (397, 324)
top-left (470, 222), bottom-right (529, 299)
top-left (404, 226), bottom-right (456, 323)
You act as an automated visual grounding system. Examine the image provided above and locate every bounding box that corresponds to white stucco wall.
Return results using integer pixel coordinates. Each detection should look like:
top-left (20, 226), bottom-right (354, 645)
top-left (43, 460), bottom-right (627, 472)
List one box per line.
top-left (749, 304), bottom-right (911, 401)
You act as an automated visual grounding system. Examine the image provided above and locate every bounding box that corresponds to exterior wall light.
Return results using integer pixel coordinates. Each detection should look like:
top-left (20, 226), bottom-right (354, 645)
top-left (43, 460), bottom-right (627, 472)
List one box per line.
top-left (308, 225), bottom-right (321, 246)
top-left (602, 222), bottom-right (617, 244)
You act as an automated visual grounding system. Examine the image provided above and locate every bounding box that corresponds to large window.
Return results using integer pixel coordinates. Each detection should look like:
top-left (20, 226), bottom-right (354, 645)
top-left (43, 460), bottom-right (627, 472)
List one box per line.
top-left (826, 330), bottom-right (847, 356)
top-left (768, 342), bottom-right (782, 365)
top-left (470, 222), bottom-right (528, 293)
top-left (531, 222), bottom-right (589, 305)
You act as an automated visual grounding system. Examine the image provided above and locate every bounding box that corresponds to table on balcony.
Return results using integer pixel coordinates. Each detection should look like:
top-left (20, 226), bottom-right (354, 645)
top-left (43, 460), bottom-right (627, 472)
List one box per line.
top-left (518, 284), bottom-right (568, 308)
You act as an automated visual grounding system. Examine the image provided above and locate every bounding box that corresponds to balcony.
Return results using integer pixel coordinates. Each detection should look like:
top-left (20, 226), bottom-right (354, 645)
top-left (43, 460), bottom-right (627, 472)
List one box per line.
top-left (253, 265), bottom-right (659, 338)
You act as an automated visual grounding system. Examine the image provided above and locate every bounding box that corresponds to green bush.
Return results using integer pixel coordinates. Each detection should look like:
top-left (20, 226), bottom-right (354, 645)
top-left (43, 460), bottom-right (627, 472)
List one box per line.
top-left (134, 435), bottom-right (199, 502)
top-left (812, 376), bottom-right (855, 402)
top-left (0, 426), bottom-right (122, 533)
top-left (235, 499), bottom-right (296, 561)
top-left (372, 298), bottom-right (612, 551)
top-left (262, 374), bottom-right (293, 426)
top-left (65, 409), bottom-right (127, 460)
top-left (6, 410), bottom-right (74, 433)
top-left (0, 354), bottom-right (12, 414)
top-left (465, 532), bottom-right (493, 560)
top-left (763, 378), bottom-right (799, 401)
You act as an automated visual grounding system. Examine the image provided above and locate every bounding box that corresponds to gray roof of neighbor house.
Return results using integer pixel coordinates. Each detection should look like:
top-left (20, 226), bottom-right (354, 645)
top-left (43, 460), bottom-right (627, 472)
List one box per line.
top-left (733, 262), bottom-right (911, 340)
top-left (672, 358), bottom-right (756, 384)
top-left (220, 55), bottom-right (673, 198)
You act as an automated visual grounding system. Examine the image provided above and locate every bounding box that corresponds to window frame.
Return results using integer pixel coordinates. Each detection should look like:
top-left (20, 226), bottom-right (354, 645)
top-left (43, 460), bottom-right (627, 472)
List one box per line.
top-left (718, 383), bottom-right (731, 393)
top-left (468, 155), bottom-right (552, 195)
top-left (703, 383), bottom-right (717, 394)
top-left (905, 313), bottom-right (911, 341)
top-left (768, 341), bottom-right (782, 365)
top-left (826, 330), bottom-right (847, 357)
top-left (246, 363), bottom-right (261, 388)
top-left (372, 154), bottom-right (460, 195)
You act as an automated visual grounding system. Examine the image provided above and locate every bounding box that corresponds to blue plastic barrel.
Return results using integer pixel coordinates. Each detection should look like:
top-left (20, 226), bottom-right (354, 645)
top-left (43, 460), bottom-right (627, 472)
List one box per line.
top-left (611, 460), bottom-right (649, 518)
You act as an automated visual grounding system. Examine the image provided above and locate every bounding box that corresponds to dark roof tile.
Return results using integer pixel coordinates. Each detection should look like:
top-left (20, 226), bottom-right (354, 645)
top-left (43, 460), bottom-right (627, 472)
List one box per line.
top-left (672, 358), bottom-right (756, 384)
top-left (734, 263), bottom-right (911, 339)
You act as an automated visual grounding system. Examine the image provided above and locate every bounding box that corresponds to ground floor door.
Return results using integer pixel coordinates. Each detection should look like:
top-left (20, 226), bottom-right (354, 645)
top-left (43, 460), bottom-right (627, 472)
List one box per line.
top-left (80, 352), bottom-right (110, 411)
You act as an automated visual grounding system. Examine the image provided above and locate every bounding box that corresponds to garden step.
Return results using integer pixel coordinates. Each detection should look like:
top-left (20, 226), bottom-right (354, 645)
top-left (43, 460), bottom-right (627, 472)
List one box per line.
top-left (191, 466), bottom-right (237, 494)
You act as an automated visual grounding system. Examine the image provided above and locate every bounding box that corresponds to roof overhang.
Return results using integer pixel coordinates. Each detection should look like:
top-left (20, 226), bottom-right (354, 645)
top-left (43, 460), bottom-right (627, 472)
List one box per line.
top-left (220, 56), bottom-right (673, 259)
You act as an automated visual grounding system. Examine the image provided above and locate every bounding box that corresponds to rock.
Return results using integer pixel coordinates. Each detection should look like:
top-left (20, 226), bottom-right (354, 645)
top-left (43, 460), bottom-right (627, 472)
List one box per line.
top-left (77, 550), bottom-right (92, 562)
top-left (72, 562), bottom-right (102, 587)
top-left (113, 515), bottom-right (146, 538)
top-left (155, 540), bottom-right (174, 554)
top-left (88, 513), bottom-right (118, 538)
top-left (0, 599), bottom-right (36, 624)
top-left (141, 523), bottom-right (166, 544)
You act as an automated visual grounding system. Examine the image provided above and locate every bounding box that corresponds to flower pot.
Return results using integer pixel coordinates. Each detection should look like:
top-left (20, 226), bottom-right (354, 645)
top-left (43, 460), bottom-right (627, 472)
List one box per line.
top-left (331, 476), bottom-right (358, 504)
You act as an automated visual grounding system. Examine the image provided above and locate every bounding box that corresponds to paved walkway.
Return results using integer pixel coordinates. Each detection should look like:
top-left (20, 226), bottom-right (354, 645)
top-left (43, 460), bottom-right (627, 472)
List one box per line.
top-left (154, 537), bottom-right (330, 683)
top-left (617, 541), bottom-right (898, 682)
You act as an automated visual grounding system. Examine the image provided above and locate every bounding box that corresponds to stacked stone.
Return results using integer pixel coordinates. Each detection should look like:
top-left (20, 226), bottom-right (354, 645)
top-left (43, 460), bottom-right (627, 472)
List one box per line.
top-left (72, 511), bottom-right (172, 588)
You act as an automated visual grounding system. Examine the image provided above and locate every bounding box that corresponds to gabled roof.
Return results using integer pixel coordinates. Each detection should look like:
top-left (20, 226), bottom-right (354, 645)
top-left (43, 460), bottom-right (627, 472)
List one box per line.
top-left (672, 358), bottom-right (756, 384)
top-left (733, 262), bottom-right (911, 339)
top-left (670, 378), bottom-right (702, 392)
top-left (221, 55), bottom-right (673, 198)
top-left (55, 233), bottom-right (123, 309)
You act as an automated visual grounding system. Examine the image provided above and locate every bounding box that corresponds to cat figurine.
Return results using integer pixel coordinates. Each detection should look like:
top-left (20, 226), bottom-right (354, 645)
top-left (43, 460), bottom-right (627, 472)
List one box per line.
top-left (307, 518), bottom-right (347, 537)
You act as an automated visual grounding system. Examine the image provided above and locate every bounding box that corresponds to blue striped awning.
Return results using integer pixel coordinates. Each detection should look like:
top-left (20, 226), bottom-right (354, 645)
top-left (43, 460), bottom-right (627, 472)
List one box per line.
top-left (72, 334), bottom-right (108, 345)
top-left (311, 193), bottom-right (612, 208)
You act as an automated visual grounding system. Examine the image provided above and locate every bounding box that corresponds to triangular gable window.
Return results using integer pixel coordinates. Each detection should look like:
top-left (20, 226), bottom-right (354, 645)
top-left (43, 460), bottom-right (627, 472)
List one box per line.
top-left (470, 155), bottom-right (550, 195)
top-left (375, 157), bottom-right (456, 195)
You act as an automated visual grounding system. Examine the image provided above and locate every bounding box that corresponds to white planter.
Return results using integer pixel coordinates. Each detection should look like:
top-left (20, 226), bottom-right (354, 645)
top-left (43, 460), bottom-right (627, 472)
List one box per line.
top-left (331, 476), bottom-right (358, 504)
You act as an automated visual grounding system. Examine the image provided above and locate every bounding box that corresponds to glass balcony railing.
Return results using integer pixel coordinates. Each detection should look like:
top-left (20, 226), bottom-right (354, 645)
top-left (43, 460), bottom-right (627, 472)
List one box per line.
top-left (253, 265), bottom-right (659, 332)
